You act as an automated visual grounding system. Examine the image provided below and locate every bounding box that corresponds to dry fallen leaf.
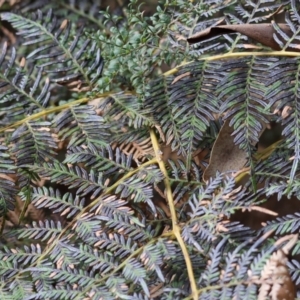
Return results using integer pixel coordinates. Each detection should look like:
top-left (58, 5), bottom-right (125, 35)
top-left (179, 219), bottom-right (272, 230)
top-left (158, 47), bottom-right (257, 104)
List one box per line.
top-left (258, 234), bottom-right (298, 300)
top-left (203, 119), bottom-right (248, 181)
top-left (281, 106), bottom-right (293, 119)
top-left (171, 72), bottom-right (191, 85)
top-left (187, 23), bottom-right (293, 51)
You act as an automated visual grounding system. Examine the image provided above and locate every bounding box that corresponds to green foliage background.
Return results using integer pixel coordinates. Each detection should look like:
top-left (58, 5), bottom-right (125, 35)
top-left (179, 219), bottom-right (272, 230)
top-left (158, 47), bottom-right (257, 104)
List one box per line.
top-left (0, 0), bottom-right (300, 299)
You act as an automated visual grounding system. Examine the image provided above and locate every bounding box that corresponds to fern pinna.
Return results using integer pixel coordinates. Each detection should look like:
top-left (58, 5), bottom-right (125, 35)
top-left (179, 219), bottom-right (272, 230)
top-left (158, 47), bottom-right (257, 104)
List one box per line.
top-left (0, 0), bottom-right (300, 299)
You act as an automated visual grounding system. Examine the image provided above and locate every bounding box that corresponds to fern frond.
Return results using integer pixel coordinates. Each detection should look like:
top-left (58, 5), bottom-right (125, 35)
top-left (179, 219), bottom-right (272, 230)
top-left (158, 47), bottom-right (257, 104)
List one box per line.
top-left (261, 213), bottom-right (300, 235)
top-left (288, 259), bottom-right (300, 285)
top-left (31, 160), bottom-right (106, 198)
top-left (0, 145), bottom-right (15, 175)
top-left (112, 137), bottom-right (154, 163)
top-left (0, 145), bottom-right (17, 215)
top-left (196, 233), bottom-right (282, 299)
top-left (105, 214), bottom-right (151, 241)
top-left (254, 150), bottom-right (290, 187)
top-left (115, 174), bottom-right (154, 207)
top-left (71, 213), bottom-right (103, 242)
top-left (105, 276), bottom-right (129, 299)
top-left (183, 173), bottom-right (263, 254)
top-left (53, 104), bottom-right (110, 149)
top-left (94, 232), bottom-right (137, 258)
top-left (140, 242), bottom-right (164, 282)
top-left (168, 160), bottom-right (204, 204)
top-left (1, 277), bottom-right (32, 300)
top-left (100, 93), bottom-right (154, 130)
top-left (1, 9), bottom-right (104, 88)
top-left (136, 165), bottom-right (164, 184)
top-left (0, 244), bottom-right (42, 281)
top-left (220, 241), bottom-right (247, 284)
top-left (265, 56), bottom-right (300, 183)
top-left (169, 1), bottom-right (235, 57)
top-left (273, 11), bottom-right (300, 51)
top-left (145, 60), bottom-right (220, 162)
top-left (11, 121), bottom-right (57, 166)
top-left (233, 0), bottom-right (287, 24)
top-left (219, 57), bottom-right (269, 153)
top-left (123, 258), bottom-right (149, 296)
top-left (43, 266), bottom-right (99, 286)
top-left (31, 187), bottom-right (84, 218)
top-left (266, 179), bottom-right (300, 200)
top-left (168, 159), bottom-right (203, 182)
top-left (64, 144), bottom-right (133, 177)
top-left (0, 45), bottom-right (50, 123)
top-left (1, 0), bottom-right (300, 299)
top-left (17, 220), bottom-right (62, 244)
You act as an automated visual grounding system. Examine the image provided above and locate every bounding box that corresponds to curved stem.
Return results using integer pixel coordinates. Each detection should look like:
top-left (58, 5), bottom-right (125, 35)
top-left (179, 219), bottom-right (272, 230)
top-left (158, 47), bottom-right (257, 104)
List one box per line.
top-left (0, 91), bottom-right (135, 133)
top-left (149, 129), bottom-right (198, 300)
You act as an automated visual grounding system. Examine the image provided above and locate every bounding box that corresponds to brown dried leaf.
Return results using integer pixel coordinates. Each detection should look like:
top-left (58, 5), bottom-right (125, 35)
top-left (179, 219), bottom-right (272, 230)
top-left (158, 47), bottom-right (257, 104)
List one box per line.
top-left (24, 203), bottom-right (46, 222)
top-left (187, 23), bottom-right (293, 51)
top-left (20, 57), bottom-right (26, 68)
top-left (171, 72), bottom-right (191, 85)
top-left (203, 120), bottom-right (247, 181)
top-left (281, 106), bottom-right (293, 119)
top-left (173, 33), bottom-right (187, 41)
top-left (112, 138), bottom-right (154, 162)
top-left (242, 44), bottom-right (263, 50)
top-left (0, 27), bottom-right (16, 44)
top-left (150, 283), bottom-right (164, 298)
top-left (60, 19), bottom-right (68, 30)
top-left (258, 234), bottom-right (298, 300)
top-left (242, 205), bottom-right (278, 216)
top-left (258, 250), bottom-right (296, 300)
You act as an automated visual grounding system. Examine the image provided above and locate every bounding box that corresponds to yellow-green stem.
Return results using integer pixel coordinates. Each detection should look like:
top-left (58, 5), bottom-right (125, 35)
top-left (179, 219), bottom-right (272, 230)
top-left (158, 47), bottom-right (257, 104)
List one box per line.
top-left (163, 50), bottom-right (300, 76)
top-left (0, 91), bottom-right (135, 133)
top-left (149, 129), bottom-right (198, 300)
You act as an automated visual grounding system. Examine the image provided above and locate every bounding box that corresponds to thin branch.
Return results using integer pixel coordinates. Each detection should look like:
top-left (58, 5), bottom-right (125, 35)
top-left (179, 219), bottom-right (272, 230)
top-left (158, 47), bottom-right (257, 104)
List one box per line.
top-left (0, 92), bottom-right (135, 133)
top-left (163, 50), bottom-right (300, 76)
top-left (149, 129), bottom-right (198, 300)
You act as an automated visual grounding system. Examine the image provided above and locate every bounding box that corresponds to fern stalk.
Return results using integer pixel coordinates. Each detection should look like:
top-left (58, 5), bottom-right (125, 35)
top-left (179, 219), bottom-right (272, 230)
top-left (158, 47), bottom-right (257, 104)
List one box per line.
top-left (150, 129), bottom-right (198, 300)
top-left (0, 92), bottom-right (136, 133)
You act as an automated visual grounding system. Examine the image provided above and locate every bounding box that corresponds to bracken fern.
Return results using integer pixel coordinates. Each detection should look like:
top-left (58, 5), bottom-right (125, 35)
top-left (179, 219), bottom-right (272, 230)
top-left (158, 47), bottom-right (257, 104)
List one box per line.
top-left (1, 0), bottom-right (300, 299)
